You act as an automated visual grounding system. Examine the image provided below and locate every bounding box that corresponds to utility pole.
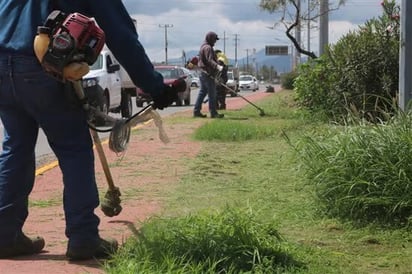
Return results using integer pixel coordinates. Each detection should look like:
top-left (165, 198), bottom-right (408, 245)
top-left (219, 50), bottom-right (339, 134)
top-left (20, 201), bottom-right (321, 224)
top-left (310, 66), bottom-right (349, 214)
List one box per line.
top-left (252, 48), bottom-right (256, 75)
top-left (159, 24), bottom-right (173, 64)
top-left (245, 49), bottom-right (250, 72)
top-left (399, 0), bottom-right (412, 110)
top-left (222, 31), bottom-right (228, 54)
top-left (319, 0), bottom-right (329, 55)
top-left (234, 34), bottom-right (240, 66)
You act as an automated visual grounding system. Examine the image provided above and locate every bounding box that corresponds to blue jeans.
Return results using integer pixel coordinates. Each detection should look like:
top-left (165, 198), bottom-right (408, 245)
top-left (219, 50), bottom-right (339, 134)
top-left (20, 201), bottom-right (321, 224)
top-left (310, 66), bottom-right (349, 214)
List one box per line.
top-left (193, 71), bottom-right (219, 116)
top-left (0, 55), bottom-right (100, 247)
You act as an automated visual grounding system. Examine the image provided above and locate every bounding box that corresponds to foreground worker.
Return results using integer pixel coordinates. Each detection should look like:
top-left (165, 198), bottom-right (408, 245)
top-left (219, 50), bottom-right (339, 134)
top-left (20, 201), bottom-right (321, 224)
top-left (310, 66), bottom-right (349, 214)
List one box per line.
top-left (0, 1), bottom-right (181, 260)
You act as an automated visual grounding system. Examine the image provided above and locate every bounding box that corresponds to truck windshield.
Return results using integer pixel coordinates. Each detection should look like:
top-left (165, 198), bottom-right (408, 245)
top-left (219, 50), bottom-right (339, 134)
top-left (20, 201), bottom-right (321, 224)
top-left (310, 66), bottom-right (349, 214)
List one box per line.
top-left (89, 54), bottom-right (103, 70)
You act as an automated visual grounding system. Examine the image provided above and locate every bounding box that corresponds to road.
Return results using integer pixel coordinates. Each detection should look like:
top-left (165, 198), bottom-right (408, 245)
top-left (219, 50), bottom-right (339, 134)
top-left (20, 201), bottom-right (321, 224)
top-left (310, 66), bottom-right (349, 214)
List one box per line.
top-left (0, 85), bottom-right (266, 164)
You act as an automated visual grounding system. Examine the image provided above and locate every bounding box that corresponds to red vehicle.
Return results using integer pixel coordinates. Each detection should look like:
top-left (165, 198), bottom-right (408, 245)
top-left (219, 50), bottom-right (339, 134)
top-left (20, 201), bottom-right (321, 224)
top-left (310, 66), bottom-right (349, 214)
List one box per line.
top-left (135, 65), bottom-right (192, 107)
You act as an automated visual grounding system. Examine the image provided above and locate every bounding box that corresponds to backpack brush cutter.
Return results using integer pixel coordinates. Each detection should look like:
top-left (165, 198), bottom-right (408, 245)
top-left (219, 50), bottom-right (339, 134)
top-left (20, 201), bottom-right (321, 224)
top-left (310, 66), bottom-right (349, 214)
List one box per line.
top-left (34, 10), bottom-right (170, 217)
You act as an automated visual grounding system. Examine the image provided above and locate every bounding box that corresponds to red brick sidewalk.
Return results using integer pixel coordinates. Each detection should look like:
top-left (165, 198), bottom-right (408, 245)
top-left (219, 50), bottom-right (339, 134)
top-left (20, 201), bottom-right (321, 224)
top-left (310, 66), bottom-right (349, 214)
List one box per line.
top-left (0, 90), bottom-right (275, 274)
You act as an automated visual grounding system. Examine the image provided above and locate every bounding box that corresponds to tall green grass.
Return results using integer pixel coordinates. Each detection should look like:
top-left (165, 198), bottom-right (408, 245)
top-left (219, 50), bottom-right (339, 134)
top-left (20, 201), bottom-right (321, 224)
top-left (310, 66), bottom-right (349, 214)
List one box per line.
top-left (295, 113), bottom-right (412, 226)
top-left (106, 206), bottom-right (302, 274)
top-left (105, 91), bottom-right (412, 273)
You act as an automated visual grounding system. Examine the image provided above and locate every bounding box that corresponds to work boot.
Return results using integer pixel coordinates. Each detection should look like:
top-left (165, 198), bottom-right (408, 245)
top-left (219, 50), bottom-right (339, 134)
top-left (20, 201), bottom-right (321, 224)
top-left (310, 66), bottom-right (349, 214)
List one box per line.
top-left (66, 237), bottom-right (118, 261)
top-left (193, 112), bottom-right (207, 118)
top-left (211, 113), bottom-right (224, 119)
top-left (0, 233), bottom-right (45, 258)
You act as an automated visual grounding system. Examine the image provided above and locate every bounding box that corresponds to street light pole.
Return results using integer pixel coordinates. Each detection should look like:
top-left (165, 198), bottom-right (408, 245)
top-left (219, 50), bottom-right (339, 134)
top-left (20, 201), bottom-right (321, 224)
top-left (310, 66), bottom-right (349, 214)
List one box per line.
top-left (295, 0), bottom-right (301, 67)
top-left (307, 0), bottom-right (311, 52)
top-left (399, 0), bottom-right (412, 110)
top-left (159, 24), bottom-right (173, 64)
top-left (234, 34), bottom-right (240, 66)
top-left (319, 0), bottom-right (329, 56)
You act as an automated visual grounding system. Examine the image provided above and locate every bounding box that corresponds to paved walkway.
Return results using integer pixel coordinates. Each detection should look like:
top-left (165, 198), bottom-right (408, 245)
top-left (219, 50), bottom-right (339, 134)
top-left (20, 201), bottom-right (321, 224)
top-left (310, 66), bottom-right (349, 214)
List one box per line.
top-left (0, 90), bottom-right (275, 274)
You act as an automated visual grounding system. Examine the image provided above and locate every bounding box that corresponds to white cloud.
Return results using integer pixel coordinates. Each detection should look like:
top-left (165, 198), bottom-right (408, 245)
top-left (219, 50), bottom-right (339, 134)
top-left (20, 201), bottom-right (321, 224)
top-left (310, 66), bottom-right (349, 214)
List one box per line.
top-left (329, 20), bottom-right (360, 44)
top-left (124, 0), bottom-right (394, 62)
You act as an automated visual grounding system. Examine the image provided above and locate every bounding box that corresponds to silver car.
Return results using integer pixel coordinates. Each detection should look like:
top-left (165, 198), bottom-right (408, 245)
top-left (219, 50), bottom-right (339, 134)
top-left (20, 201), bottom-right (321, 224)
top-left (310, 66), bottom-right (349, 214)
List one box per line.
top-left (239, 75), bottom-right (259, 91)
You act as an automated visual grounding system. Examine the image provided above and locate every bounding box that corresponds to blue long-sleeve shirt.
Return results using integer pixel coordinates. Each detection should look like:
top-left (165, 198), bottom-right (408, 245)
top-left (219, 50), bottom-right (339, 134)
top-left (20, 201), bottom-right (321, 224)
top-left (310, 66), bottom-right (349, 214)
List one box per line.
top-left (0, 0), bottom-right (164, 97)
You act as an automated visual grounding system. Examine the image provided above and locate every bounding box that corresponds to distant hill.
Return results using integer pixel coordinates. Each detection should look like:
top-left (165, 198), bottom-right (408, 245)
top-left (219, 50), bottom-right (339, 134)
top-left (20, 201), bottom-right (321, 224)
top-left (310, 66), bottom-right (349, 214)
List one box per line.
top-left (166, 48), bottom-right (294, 74)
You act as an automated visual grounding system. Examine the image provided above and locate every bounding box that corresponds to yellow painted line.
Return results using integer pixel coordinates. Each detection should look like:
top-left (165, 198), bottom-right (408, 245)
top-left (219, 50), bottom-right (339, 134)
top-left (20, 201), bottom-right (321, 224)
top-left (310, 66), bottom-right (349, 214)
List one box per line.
top-left (35, 161), bottom-right (59, 176)
top-left (35, 120), bottom-right (152, 176)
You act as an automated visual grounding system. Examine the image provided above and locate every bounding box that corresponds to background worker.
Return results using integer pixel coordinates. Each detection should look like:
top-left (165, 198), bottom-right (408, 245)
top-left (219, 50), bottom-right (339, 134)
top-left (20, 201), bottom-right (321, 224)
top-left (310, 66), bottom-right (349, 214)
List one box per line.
top-left (193, 31), bottom-right (224, 119)
top-left (214, 49), bottom-right (229, 110)
top-left (0, 1), bottom-right (182, 260)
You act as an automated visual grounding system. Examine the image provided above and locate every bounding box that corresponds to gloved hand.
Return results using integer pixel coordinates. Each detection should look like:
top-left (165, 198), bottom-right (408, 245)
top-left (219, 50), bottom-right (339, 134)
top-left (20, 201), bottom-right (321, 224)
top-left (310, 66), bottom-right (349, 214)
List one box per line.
top-left (152, 77), bottom-right (187, 110)
top-left (217, 65), bottom-right (223, 72)
top-left (214, 72), bottom-right (224, 85)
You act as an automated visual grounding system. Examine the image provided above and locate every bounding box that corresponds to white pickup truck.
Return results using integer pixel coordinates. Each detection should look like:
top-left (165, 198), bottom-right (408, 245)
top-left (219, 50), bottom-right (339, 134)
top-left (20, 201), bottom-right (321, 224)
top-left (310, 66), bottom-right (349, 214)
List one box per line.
top-left (82, 48), bottom-right (136, 118)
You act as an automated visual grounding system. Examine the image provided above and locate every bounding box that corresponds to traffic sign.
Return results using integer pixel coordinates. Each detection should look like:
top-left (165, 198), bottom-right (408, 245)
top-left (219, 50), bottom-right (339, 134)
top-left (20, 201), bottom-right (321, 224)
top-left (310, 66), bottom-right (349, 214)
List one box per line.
top-left (265, 45), bottom-right (289, 56)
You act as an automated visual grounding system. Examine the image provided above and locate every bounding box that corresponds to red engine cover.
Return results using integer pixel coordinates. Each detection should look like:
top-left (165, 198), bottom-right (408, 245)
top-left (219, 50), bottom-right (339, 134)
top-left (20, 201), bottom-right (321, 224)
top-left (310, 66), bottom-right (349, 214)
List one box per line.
top-left (39, 10), bottom-right (106, 80)
top-left (57, 12), bottom-right (105, 64)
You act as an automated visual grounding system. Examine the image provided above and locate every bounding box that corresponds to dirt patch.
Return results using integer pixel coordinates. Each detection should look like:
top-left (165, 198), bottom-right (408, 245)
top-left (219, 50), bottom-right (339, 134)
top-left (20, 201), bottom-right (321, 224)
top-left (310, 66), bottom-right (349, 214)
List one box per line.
top-left (0, 91), bottom-right (274, 274)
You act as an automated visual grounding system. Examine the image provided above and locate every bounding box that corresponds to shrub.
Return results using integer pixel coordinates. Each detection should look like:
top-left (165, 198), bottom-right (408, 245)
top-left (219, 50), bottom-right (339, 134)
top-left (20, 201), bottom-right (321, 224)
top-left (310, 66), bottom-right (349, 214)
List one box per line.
top-left (294, 56), bottom-right (343, 120)
top-left (280, 71), bottom-right (299, 90)
top-left (294, 0), bottom-right (400, 123)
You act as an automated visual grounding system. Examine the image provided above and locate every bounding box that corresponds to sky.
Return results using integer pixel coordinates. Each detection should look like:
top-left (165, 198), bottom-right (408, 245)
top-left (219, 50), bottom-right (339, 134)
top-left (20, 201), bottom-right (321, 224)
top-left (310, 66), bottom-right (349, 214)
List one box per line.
top-left (122, 0), bottom-right (400, 63)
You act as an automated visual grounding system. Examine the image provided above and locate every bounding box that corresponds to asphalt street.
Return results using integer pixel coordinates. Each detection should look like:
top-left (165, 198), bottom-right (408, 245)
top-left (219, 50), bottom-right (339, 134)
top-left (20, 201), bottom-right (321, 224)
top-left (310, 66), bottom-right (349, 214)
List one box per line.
top-left (0, 85), bottom-right (268, 167)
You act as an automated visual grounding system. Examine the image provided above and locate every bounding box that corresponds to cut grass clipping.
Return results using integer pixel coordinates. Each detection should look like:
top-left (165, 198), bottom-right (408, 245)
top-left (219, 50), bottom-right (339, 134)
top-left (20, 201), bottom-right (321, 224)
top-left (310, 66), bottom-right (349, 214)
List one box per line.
top-left (106, 206), bottom-right (302, 273)
top-left (193, 120), bottom-right (276, 141)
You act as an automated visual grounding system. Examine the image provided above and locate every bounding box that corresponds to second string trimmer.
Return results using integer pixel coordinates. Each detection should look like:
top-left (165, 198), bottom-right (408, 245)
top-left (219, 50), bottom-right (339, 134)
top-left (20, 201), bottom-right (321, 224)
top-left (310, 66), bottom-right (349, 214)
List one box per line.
top-left (208, 72), bottom-right (266, 116)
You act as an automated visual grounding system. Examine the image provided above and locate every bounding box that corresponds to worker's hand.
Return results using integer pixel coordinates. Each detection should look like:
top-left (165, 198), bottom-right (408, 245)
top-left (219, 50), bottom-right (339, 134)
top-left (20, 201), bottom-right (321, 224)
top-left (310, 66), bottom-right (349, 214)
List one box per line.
top-left (217, 65), bottom-right (223, 72)
top-left (63, 62), bottom-right (90, 81)
top-left (214, 72), bottom-right (223, 85)
top-left (152, 77), bottom-right (187, 110)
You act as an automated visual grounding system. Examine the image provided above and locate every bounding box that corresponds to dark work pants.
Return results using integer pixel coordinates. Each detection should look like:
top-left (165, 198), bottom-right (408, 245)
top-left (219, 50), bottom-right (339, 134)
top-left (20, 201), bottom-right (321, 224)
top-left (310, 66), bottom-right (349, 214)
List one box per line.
top-left (0, 54), bottom-right (100, 247)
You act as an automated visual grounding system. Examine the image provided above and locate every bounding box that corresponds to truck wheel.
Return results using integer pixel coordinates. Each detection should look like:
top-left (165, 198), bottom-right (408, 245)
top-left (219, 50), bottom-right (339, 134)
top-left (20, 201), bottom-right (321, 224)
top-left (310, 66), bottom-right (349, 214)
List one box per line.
top-left (84, 85), bottom-right (108, 126)
top-left (121, 92), bottom-right (132, 118)
top-left (94, 90), bottom-right (109, 126)
top-left (136, 98), bottom-right (144, 108)
top-left (184, 90), bottom-right (191, 106)
top-left (184, 97), bottom-right (191, 106)
top-left (175, 99), bottom-right (183, 106)
top-left (99, 93), bottom-right (109, 115)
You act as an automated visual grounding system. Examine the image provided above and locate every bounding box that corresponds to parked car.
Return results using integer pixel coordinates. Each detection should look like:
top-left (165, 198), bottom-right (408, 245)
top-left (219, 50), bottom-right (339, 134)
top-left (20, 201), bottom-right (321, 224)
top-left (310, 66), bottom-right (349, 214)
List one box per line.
top-left (239, 75), bottom-right (259, 91)
top-left (189, 71), bottom-right (200, 88)
top-left (226, 70), bottom-right (239, 96)
top-left (191, 75), bottom-right (200, 87)
top-left (136, 65), bottom-right (192, 107)
top-left (182, 68), bottom-right (198, 89)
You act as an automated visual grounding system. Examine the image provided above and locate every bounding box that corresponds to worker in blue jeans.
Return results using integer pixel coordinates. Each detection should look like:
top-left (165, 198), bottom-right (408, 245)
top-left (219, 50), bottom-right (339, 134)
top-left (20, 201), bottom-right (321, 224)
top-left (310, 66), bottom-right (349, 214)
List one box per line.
top-left (193, 31), bottom-right (224, 119)
top-left (0, 1), bottom-right (181, 260)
